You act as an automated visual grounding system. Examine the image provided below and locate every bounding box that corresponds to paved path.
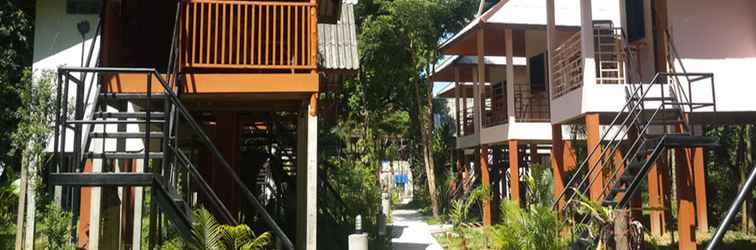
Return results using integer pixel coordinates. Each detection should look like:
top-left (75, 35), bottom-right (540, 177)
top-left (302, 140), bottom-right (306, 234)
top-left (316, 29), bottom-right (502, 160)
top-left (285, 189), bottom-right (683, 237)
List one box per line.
top-left (390, 209), bottom-right (449, 250)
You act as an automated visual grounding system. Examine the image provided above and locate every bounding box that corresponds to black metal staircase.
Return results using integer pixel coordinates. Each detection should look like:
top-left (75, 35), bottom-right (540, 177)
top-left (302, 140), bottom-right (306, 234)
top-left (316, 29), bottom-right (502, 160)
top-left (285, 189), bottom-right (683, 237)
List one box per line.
top-left (50, 68), bottom-right (293, 249)
top-left (47, 2), bottom-right (294, 249)
top-left (552, 70), bottom-right (717, 217)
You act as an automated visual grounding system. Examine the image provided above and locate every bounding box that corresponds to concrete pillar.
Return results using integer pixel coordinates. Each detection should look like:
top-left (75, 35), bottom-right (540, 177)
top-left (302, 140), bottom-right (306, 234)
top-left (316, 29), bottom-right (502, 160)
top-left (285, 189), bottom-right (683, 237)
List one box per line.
top-left (454, 67), bottom-right (461, 137)
top-left (505, 28), bottom-right (515, 123)
top-left (88, 159), bottom-right (103, 250)
top-left (693, 147), bottom-right (708, 232)
top-left (508, 140), bottom-right (520, 205)
top-left (297, 94), bottom-right (318, 250)
top-left (585, 113), bottom-right (604, 200)
top-left (131, 160), bottom-right (144, 250)
top-left (475, 28), bottom-right (485, 135)
top-left (550, 124), bottom-right (567, 209)
top-left (480, 145), bottom-right (492, 225)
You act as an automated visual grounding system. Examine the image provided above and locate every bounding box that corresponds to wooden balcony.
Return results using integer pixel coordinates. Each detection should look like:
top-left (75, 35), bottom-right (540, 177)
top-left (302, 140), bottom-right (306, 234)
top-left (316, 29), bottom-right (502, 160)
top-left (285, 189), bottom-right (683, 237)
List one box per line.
top-left (551, 23), bottom-right (626, 99)
top-left (181, 0), bottom-right (317, 72)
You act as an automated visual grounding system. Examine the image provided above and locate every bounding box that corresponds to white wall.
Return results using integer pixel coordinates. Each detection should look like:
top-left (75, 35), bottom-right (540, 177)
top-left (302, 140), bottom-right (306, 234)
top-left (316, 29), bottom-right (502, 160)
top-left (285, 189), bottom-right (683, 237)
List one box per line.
top-left (33, 0), bottom-right (100, 73)
top-left (668, 0), bottom-right (756, 113)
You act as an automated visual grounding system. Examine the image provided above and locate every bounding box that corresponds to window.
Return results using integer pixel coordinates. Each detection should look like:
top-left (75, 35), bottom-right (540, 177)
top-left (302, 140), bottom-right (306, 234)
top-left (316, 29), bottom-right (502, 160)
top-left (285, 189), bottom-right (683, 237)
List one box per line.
top-left (625, 0), bottom-right (646, 43)
top-left (529, 53), bottom-right (547, 91)
top-left (67, 0), bottom-right (101, 15)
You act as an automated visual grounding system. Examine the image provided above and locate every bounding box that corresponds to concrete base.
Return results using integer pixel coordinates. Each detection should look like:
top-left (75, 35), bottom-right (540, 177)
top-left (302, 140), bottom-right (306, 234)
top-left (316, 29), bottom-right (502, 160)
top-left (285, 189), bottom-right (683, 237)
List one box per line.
top-left (348, 233), bottom-right (368, 250)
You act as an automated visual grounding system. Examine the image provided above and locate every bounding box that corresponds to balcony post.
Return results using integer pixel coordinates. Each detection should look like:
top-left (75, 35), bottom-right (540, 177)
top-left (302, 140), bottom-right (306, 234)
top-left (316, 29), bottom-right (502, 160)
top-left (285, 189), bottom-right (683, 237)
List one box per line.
top-left (545, 0), bottom-right (556, 99)
top-left (475, 27), bottom-right (485, 134)
top-left (579, 0), bottom-right (597, 89)
top-left (505, 28), bottom-right (515, 124)
top-left (454, 67), bottom-right (461, 137)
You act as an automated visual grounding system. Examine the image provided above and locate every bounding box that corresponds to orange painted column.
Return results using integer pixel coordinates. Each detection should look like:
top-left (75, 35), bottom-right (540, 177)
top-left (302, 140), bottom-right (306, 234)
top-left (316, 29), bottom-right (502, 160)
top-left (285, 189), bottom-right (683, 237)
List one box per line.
top-left (563, 141), bottom-right (578, 171)
top-left (509, 140), bottom-right (520, 205)
top-left (585, 113), bottom-right (604, 200)
top-left (480, 145), bottom-right (492, 225)
top-left (648, 160), bottom-right (668, 236)
top-left (693, 147), bottom-right (708, 232)
top-left (550, 124), bottom-right (567, 209)
top-left (676, 147), bottom-right (698, 249)
top-left (78, 160), bottom-right (93, 248)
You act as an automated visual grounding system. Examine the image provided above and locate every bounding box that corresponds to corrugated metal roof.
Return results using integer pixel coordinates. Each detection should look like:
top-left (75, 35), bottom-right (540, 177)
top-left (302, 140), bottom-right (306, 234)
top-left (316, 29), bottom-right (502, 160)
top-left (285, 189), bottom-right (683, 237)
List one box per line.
top-left (318, 3), bottom-right (359, 71)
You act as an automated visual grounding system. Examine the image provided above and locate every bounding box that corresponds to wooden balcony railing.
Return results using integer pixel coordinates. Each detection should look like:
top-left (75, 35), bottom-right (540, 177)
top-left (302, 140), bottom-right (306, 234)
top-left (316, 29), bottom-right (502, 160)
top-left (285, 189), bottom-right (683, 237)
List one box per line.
top-left (551, 24), bottom-right (626, 99)
top-left (182, 0), bottom-right (317, 71)
top-left (551, 32), bottom-right (583, 99)
top-left (514, 84), bottom-right (550, 122)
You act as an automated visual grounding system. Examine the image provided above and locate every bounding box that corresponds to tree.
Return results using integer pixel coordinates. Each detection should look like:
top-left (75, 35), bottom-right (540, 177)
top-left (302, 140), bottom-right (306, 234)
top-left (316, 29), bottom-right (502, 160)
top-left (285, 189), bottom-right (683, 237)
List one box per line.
top-left (356, 0), bottom-right (476, 218)
top-left (12, 70), bottom-right (55, 250)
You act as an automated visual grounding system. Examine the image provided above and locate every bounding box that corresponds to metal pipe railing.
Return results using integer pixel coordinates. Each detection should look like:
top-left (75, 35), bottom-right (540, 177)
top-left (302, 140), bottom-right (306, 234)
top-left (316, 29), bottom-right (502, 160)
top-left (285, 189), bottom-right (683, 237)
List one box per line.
top-left (706, 164), bottom-right (756, 250)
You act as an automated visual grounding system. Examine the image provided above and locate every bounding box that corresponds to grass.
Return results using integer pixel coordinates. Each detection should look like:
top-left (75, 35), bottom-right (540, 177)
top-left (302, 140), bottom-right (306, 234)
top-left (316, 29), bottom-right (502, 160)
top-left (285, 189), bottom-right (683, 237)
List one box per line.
top-left (644, 230), bottom-right (756, 250)
top-left (433, 226), bottom-right (756, 249)
top-left (433, 227), bottom-right (492, 250)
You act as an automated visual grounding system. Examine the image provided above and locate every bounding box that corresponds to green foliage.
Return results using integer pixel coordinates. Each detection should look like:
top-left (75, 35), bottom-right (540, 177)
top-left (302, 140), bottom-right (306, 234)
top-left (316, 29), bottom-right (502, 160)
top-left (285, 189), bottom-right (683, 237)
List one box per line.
top-left (39, 204), bottom-right (76, 250)
top-left (490, 201), bottom-right (567, 250)
top-left (489, 166), bottom-right (568, 250)
top-left (165, 208), bottom-right (272, 250)
top-left (186, 208), bottom-right (224, 250)
top-left (217, 225), bottom-right (272, 250)
top-left (0, 0), bottom-right (35, 177)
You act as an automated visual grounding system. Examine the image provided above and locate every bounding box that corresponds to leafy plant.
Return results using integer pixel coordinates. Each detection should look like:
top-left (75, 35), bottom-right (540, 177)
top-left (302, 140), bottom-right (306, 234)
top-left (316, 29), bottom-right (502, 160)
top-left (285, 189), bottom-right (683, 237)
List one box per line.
top-left (165, 208), bottom-right (272, 250)
top-left (39, 204), bottom-right (76, 250)
top-left (495, 202), bottom-right (566, 250)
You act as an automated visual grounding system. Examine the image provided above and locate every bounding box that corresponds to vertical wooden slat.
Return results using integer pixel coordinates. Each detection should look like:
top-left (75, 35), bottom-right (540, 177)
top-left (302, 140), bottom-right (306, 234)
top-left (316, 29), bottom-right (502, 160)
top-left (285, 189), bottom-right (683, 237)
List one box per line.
top-left (221, 2), bottom-right (226, 64)
top-left (235, 3), bottom-right (240, 65)
top-left (183, 2), bottom-right (189, 67)
top-left (257, 4), bottom-right (262, 65)
top-left (294, 6), bottom-right (299, 66)
top-left (301, 7), bottom-right (305, 66)
top-left (213, 1), bottom-right (218, 64)
top-left (265, 4), bottom-right (270, 65)
top-left (279, 5), bottom-right (284, 66)
top-left (272, 5), bottom-right (278, 65)
top-left (192, 2), bottom-right (197, 66)
top-left (309, 6), bottom-right (316, 67)
top-left (255, 5), bottom-right (261, 64)
top-left (286, 5), bottom-right (290, 66)
top-left (201, 1), bottom-right (206, 65)
top-left (243, 4), bottom-right (248, 65)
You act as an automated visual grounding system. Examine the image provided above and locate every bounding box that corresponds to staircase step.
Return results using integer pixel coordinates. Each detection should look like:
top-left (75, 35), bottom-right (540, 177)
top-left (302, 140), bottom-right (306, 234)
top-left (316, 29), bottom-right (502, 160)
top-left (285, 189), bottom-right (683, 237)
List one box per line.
top-left (66, 119), bottom-right (165, 124)
top-left (100, 93), bottom-right (166, 100)
top-left (630, 96), bottom-right (675, 101)
top-left (48, 172), bottom-right (155, 186)
top-left (85, 152), bottom-right (164, 159)
top-left (611, 187), bottom-right (626, 194)
top-left (619, 174), bottom-right (634, 182)
top-left (91, 132), bottom-right (164, 138)
top-left (94, 112), bottom-right (165, 119)
top-left (661, 135), bottom-right (718, 148)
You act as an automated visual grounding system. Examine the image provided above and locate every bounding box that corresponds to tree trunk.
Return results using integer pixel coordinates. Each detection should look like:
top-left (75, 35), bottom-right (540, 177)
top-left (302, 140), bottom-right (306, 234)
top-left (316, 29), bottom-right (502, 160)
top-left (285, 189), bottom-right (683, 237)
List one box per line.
top-left (415, 77), bottom-right (439, 218)
top-left (14, 150), bottom-right (28, 250)
top-left (23, 148), bottom-right (38, 249)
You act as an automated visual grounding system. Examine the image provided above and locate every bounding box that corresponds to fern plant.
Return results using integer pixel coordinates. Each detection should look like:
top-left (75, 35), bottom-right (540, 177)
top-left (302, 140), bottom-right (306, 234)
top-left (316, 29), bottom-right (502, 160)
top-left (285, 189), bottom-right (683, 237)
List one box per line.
top-left (164, 208), bottom-right (272, 250)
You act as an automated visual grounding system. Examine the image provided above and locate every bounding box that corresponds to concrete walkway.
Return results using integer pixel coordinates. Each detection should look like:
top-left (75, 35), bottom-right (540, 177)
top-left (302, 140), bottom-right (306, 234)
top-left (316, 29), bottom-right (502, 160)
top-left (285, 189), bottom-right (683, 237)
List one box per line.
top-left (390, 209), bottom-right (448, 250)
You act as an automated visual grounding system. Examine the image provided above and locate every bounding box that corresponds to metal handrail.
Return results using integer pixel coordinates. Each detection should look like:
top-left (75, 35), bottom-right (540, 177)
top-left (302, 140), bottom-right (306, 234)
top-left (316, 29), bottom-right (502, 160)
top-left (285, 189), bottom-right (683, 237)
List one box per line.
top-left (552, 72), bottom-right (665, 210)
top-left (58, 66), bottom-right (294, 249)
